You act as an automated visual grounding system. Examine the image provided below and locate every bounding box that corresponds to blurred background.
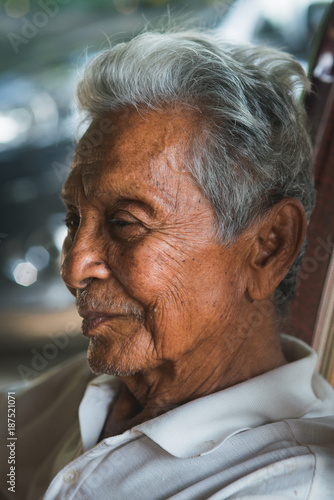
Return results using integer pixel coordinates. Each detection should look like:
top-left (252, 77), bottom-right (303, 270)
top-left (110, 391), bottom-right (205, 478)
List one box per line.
top-left (0, 0), bottom-right (331, 387)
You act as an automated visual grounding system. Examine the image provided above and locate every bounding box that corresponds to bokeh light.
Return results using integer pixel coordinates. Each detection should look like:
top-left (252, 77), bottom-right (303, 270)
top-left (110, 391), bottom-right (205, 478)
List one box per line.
top-left (13, 262), bottom-right (38, 287)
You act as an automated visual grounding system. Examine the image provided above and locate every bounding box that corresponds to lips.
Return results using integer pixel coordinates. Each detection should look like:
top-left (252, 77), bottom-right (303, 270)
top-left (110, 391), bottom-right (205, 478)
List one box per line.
top-left (80, 312), bottom-right (124, 336)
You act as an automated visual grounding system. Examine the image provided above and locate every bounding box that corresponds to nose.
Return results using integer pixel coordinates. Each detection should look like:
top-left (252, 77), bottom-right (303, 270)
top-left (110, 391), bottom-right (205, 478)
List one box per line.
top-left (61, 224), bottom-right (112, 292)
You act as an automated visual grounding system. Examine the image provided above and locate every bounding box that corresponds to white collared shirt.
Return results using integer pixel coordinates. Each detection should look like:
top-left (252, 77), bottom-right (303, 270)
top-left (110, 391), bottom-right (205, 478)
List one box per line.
top-left (1, 335), bottom-right (334, 500)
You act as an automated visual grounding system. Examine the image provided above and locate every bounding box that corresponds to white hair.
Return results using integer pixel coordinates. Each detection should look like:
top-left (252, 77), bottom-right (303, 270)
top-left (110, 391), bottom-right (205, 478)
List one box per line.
top-left (76, 30), bottom-right (315, 317)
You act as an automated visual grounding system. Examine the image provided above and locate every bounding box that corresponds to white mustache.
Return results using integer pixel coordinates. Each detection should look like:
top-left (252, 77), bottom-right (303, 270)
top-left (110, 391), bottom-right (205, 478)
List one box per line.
top-left (76, 289), bottom-right (144, 321)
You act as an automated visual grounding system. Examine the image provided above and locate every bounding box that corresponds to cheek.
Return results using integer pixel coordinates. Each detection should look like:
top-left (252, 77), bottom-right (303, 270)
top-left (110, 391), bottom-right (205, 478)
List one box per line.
top-left (115, 236), bottom-right (232, 326)
top-left (116, 238), bottom-right (188, 306)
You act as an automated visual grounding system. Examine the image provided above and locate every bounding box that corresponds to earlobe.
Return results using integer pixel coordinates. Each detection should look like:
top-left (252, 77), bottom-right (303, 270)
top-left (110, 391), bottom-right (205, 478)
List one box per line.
top-left (246, 198), bottom-right (307, 301)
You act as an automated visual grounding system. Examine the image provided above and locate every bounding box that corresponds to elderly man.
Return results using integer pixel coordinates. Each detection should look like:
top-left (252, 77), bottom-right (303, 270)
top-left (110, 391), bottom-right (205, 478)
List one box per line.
top-left (1, 30), bottom-right (334, 500)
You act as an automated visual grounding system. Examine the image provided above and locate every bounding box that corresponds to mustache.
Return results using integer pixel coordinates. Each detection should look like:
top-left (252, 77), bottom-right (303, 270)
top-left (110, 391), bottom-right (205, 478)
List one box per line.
top-left (76, 289), bottom-right (145, 321)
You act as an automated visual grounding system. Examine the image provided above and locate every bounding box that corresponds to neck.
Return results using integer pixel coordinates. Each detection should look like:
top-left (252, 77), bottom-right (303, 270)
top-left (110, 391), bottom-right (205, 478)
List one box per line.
top-left (101, 299), bottom-right (286, 438)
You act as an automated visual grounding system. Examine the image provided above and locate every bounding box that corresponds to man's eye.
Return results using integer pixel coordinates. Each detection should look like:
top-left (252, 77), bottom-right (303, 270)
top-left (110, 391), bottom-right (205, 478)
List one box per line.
top-left (109, 219), bottom-right (133, 228)
top-left (108, 214), bottom-right (146, 240)
top-left (64, 215), bottom-right (79, 229)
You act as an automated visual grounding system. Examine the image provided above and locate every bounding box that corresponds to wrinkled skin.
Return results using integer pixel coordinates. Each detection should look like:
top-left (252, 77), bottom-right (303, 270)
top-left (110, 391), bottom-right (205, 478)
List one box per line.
top-left (61, 107), bottom-right (306, 436)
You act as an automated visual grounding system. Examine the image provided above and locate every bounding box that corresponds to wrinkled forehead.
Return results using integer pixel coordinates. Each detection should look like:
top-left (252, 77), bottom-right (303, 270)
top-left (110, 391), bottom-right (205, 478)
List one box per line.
top-left (72, 106), bottom-right (201, 173)
top-left (64, 106), bottom-right (205, 206)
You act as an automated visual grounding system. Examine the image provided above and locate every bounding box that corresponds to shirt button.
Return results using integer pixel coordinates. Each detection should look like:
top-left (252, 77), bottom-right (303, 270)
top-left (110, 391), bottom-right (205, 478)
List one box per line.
top-left (64, 469), bottom-right (79, 484)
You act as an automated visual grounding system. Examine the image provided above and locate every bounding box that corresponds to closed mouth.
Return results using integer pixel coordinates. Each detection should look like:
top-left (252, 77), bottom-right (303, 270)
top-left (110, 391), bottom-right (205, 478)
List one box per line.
top-left (80, 312), bottom-right (127, 336)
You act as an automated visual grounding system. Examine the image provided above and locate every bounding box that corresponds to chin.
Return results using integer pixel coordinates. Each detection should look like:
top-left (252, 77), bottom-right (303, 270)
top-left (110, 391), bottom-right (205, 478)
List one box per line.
top-left (87, 336), bottom-right (144, 377)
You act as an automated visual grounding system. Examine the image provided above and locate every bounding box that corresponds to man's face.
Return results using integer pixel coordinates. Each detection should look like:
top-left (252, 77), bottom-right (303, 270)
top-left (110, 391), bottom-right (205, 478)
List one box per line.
top-left (61, 107), bottom-right (249, 376)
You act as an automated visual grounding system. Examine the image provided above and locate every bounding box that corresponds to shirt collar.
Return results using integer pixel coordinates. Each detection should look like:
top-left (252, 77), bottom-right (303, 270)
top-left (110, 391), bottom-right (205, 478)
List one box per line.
top-left (79, 374), bottom-right (120, 451)
top-left (80, 335), bottom-right (322, 458)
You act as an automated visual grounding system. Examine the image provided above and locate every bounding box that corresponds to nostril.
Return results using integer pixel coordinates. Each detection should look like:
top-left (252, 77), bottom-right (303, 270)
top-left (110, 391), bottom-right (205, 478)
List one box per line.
top-left (94, 262), bottom-right (102, 266)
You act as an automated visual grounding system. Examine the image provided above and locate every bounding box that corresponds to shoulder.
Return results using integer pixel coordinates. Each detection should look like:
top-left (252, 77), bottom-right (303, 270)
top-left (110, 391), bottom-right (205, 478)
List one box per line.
top-left (220, 416), bottom-right (334, 499)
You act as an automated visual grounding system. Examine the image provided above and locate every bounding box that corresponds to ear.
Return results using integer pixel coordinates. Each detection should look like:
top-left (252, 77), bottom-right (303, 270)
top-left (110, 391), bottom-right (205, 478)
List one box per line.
top-left (246, 198), bottom-right (307, 301)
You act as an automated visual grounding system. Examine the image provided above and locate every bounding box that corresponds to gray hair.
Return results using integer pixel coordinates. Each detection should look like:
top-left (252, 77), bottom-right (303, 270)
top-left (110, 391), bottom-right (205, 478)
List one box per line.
top-left (76, 30), bottom-right (315, 318)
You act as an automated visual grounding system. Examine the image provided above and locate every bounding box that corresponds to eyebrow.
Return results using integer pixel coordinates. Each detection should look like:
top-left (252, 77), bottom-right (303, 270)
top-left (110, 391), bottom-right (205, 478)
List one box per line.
top-left (93, 191), bottom-right (157, 217)
top-left (59, 191), bottom-right (69, 202)
top-left (59, 192), bottom-right (76, 208)
top-left (59, 190), bottom-right (159, 219)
